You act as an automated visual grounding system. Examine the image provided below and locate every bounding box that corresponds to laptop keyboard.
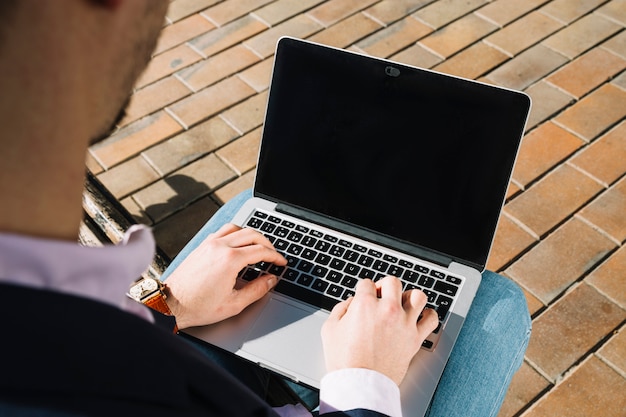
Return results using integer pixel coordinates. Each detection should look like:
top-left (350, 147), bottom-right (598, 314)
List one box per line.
top-left (238, 210), bottom-right (464, 350)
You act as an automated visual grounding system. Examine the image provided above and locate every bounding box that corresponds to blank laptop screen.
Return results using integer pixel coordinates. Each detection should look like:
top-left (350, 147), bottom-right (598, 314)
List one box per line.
top-left (255, 38), bottom-right (530, 270)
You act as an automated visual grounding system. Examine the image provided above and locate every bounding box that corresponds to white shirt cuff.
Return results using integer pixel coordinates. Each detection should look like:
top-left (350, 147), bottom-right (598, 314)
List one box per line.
top-left (319, 368), bottom-right (402, 417)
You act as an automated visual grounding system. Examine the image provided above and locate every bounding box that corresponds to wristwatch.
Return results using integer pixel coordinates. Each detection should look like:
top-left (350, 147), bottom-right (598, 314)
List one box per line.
top-left (128, 277), bottom-right (178, 333)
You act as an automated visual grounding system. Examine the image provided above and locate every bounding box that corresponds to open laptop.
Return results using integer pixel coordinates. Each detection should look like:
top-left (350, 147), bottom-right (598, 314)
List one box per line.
top-left (185, 37), bottom-right (531, 416)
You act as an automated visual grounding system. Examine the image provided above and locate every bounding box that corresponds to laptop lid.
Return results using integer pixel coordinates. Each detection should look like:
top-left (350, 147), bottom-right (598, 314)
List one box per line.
top-left (254, 37), bottom-right (530, 272)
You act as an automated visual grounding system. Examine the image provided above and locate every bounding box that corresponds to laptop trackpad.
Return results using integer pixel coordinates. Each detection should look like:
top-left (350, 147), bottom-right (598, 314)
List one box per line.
top-left (241, 297), bottom-right (327, 384)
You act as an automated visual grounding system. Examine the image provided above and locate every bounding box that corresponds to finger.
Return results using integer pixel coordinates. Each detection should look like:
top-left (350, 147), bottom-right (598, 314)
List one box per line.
top-left (355, 278), bottom-right (377, 298)
top-left (222, 227), bottom-right (278, 252)
top-left (375, 276), bottom-right (403, 303)
top-left (238, 244), bottom-right (287, 266)
top-left (210, 223), bottom-right (241, 239)
top-left (402, 289), bottom-right (428, 321)
top-left (231, 274), bottom-right (279, 314)
top-left (327, 297), bottom-right (353, 322)
top-left (416, 308), bottom-right (439, 338)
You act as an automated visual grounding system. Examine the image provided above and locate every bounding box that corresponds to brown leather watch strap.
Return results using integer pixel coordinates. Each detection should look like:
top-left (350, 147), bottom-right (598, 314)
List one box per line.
top-left (144, 292), bottom-right (179, 334)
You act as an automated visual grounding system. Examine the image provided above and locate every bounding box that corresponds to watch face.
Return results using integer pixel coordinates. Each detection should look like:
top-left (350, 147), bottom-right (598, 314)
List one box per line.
top-left (142, 278), bottom-right (159, 292)
top-left (129, 285), bottom-right (143, 299)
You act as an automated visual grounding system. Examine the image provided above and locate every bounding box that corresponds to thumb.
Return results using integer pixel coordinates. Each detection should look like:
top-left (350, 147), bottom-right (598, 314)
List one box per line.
top-left (233, 274), bottom-right (277, 310)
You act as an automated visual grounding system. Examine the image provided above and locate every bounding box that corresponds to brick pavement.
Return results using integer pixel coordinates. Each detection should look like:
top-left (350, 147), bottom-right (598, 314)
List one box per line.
top-left (88, 0), bottom-right (626, 415)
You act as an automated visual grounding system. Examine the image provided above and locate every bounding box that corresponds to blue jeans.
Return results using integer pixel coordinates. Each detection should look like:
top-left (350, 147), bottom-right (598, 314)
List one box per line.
top-left (163, 190), bottom-right (531, 417)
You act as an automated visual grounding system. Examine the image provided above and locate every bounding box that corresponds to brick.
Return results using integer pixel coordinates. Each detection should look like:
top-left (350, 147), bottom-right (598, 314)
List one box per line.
top-left (243, 14), bottom-right (324, 58)
top-left (587, 245), bottom-right (626, 309)
top-left (524, 356), bottom-right (626, 417)
top-left (613, 70), bottom-right (626, 89)
top-left (213, 170), bottom-right (256, 204)
top-left (597, 325), bottom-right (626, 375)
top-left (413, 0), bottom-right (489, 29)
top-left (485, 44), bottom-right (568, 91)
top-left (167, 0), bottom-right (221, 23)
top-left (355, 16), bottom-right (433, 58)
top-left (525, 283), bottom-right (625, 381)
top-left (603, 29), bottom-right (626, 59)
top-left (307, 0), bottom-right (379, 27)
top-left (418, 13), bottom-right (497, 58)
top-left (598, 0), bottom-right (626, 25)
top-left (521, 286), bottom-right (545, 316)
top-left (554, 83), bottom-right (626, 141)
top-left (523, 81), bottom-right (574, 131)
top-left (154, 14), bottom-right (215, 55)
top-left (309, 12), bottom-right (383, 49)
top-left (216, 127), bottom-right (262, 175)
top-left (121, 196), bottom-right (152, 226)
top-left (220, 91), bottom-right (269, 134)
top-left (90, 111), bottom-right (183, 169)
top-left (569, 122), bottom-right (626, 186)
top-left (364, 0), bottom-right (435, 25)
top-left (188, 15), bottom-right (268, 58)
top-left (505, 164), bottom-right (603, 237)
top-left (433, 41), bottom-right (508, 79)
top-left (238, 58), bottom-right (274, 92)
top-left (97, 157), bottom-right (160, 199)
top-left (176, 44), bottom-right (260, 91)
top-left (485, 12), bottom-right (562, 57)
top-left (203, 0), bottom-right (274, 27)
top-left (546, 47), bottom-right (626, 99)
top-left (124, 76), bottom-right (192, 125)
top-left (134, 154), bottom-right (236, 222)
top-left (542, 13), bottom-right (622, 59)
top-left (136, 44), bottom-right (203, 89)
top-left (142, 117), bottom-right (239, 176)
top-left (578, 176), bottom-right (626, 243)
top-left (85, 152), bottom-right (103, 175)
top-left (512, 122), bottom-right (585, 188)
top-left (168, 77), bottom-right (256, 128)
top-left (486, 214), bottom-right (537, 272)
top-left (540, 0), bottom-right (609, 24)
top-left (253, 0), bottom-right (327, 26)
top-left (153, 197), bottom-right (221, 259)
top-left (475, 0), bottom-right (550, 27)
top-left (505, 218), bottom-right (616, 304)
top-left (497, 362), bottom-right (551, 417)
top-left (389, 43), bottom-right (443, 68)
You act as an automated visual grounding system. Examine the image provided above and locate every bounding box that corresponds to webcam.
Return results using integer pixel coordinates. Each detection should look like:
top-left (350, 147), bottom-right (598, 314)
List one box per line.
top-left (385, 66), bottom-right (400, 77)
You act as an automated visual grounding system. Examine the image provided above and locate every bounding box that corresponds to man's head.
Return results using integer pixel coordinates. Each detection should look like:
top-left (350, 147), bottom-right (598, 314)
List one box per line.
top-left (0, 0), bottom-right (169, 239)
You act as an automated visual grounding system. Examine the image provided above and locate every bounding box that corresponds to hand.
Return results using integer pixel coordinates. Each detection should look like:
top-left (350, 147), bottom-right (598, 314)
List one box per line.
top-left (321, 276), bottom-right (439, 385)
top-left (164, 223), bottom-right (287, 329)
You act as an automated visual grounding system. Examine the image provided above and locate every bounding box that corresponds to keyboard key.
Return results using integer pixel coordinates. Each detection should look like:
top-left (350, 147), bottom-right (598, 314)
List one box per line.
top-left (329, 245), bottom-right (345, 257)
top-left (418, 275), bottom-right (435, 288)
top-left (310, 230), bottom-right (323, 238)
top-left (301, 248), bottom-right (317, 260)
top-left (353, 244), bottom-right (367, 253)
top-left (423, 290), bottom-right (437, 303)
top-left (297, 260), bottom-right (314, 273)
top-left (446, 275), bottom-right (462, 285)
top-left (268, 215), bottom-right (281, 223)
top-left (282, 220), bottom-right (295, 228)
top-left (368, 249), bottom-right (383, 258)
top-left (327, 284), bottom-right (344, 298)
top-left (330, 258), bottom-right (346, 270)
top-left (287, 244), bottom-right (303, 256)
top-left (399, 260), bottom-right (414, 268)
top-left (430, 270), bottom-right (446, 280)
top-left (403, 270), bottom-right (420, 283)
top-left (341, 276), bottom-right (358, 288)
top-left (388, 265), bottom-right (404, 277)
top-left (357, 254), bottom-right (374, 267)
top-left (268, 265), bottom-right (285, 276)
top-left (296, 225), bottom-right (309, 233)
top-left (359, 269), bottom-right (376, 279)
top-left (324, 234), bottom-right (338, 243)
top-left (241, 268), bottom-right (262, 281)
top-left (312, 279), bottom-right (329, 293)
top-left (301, 236), bottom-right (317, 247)
top-left (338, 239), bottom-right (352, 247)
top-left (275, 227), bottom-right (289, 238)
top-left (327, 271), bottom-right (343, 282)
top-left (247, 217), bottom-right (263, 229)
top-left (287, 231), bottom-right (303, 243)
top-left (274, 239), bottom-right (289, 251)
top-left (312, 266), bottom-right (329, 278)
top-left (343, 250), bottom-right (359, 262)
top-left (315, 241), bottom-right (331, 252)
top-left (254, 211), bottom-right (268, 219)
top-left (434, 280), bottom-right (458, 297)
top-left (344, 263), bottom-right (360, 276)
top-left (415, 265), bottom-right (429, 274)
top-left (275, 280), bottom-right (339, 311)
top-left (297, 274), bottom-right (314, 287)
top-left (384, 254), bottom-right (398, 263)
top-left (315, 254), bottom-right (331, 266)
top-left (435, 295), bottom-right (453, 321)
top-left (373, 260), bottom-right (389, 272)
top-left (343, 290), bottom-right (355, 299)
top-left (261, 223), bottom-right (276, 234)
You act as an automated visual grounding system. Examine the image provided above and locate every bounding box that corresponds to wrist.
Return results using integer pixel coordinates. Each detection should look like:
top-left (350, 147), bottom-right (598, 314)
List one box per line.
top-left (128, 277), bottom-right (179, 333)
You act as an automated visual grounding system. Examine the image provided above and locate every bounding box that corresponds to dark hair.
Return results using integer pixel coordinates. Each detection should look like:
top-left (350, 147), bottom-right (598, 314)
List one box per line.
top-left (0, 0), bottom-right (18, 50)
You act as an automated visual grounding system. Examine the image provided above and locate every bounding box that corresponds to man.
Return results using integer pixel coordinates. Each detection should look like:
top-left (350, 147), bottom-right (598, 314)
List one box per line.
top-left (0, 1), bottom-right (530, 416)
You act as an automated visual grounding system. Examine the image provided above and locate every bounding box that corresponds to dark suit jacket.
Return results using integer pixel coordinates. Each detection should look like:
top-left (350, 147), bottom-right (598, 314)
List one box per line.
top-left (0, 284), bottom-right (386, 416)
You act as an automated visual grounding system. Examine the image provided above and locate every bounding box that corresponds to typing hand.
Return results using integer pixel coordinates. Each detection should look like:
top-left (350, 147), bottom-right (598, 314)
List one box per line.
top-left (321, 276), bottom-right (439, 385)
top-left (164, 223), bottom-right (287, 329)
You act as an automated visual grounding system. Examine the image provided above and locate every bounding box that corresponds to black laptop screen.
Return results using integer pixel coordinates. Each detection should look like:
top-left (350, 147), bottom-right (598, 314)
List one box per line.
top-left (255, 38), bottom-right (530, 269)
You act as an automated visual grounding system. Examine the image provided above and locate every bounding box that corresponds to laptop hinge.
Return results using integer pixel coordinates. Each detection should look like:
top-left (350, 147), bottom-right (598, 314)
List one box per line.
top-left (276, 203), bottom-right (454, 269)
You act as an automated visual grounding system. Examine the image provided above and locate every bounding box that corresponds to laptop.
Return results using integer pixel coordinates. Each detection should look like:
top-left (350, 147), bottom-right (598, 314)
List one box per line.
top-left (185, 37), bottom-right (531, 416)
